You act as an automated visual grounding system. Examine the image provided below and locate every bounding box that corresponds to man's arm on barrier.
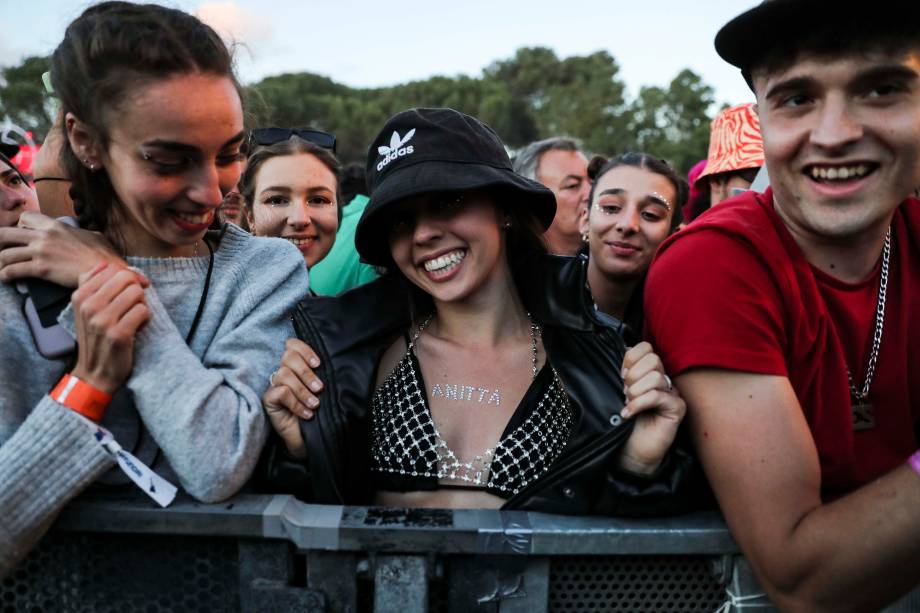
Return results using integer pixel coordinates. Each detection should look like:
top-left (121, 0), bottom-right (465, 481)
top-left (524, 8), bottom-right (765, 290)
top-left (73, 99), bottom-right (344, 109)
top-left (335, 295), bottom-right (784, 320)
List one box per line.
top-left (678, 368), bottom-right (920, 613)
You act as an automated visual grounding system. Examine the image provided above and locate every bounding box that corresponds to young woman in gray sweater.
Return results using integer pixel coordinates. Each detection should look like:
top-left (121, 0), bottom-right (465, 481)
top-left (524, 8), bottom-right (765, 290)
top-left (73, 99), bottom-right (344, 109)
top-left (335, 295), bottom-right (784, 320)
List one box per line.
top-left (0, 2), bottom-right (306, 576)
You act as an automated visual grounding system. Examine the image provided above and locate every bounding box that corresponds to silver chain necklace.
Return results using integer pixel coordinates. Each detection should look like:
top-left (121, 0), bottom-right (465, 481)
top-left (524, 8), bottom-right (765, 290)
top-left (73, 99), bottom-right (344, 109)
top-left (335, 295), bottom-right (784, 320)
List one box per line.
top-left (411, 312), bottom-right (540, 381)
top-left (849, 227), bottom-right (890, 431)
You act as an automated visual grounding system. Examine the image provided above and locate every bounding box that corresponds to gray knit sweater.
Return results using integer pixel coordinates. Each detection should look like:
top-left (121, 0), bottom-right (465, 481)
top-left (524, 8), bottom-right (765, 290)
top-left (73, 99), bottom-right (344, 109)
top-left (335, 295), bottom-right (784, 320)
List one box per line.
top-left (0, 224), bottom-right (308, 576)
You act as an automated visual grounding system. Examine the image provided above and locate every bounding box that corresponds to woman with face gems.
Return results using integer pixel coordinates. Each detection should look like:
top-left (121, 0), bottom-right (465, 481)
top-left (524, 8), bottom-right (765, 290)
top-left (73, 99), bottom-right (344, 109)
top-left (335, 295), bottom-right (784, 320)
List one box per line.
top-left (261, 108), bottom-right (693, 514)
top-left (0, 2), bottom-right (307, 576)
top-left (579, 153), bottom-right (688, 344)
top-left (239, 133), bottom-right (341, 277)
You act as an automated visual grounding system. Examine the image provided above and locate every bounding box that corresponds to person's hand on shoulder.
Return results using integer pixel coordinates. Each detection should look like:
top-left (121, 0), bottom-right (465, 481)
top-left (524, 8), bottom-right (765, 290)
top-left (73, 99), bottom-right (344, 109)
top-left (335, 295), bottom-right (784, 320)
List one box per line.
top-left (0, 212), bottom-right (135, 288)
top-left (617, 342), bottom-right (686, 475)
top-left (70, 263), bottom-right (151, 395)
top-left (262, 338), bottom-right (325, 459)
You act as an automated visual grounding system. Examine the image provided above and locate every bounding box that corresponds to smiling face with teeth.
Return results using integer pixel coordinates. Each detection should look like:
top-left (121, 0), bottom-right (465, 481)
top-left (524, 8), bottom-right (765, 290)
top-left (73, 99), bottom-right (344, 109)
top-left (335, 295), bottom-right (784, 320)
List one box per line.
top-left (387, 190), bottom-right (513, 306)
top-left (754, 47), bottom-right (920, 247)
top-left (88, 73), bottom-right (245, 257)
top-left (249, 152), bottom-right (340, 268)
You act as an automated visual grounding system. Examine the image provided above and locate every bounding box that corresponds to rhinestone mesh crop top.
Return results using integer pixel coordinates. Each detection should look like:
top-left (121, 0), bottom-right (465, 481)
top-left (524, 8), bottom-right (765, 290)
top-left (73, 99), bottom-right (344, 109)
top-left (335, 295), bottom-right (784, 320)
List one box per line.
top-left (370, 343), bottom-right (575, 499)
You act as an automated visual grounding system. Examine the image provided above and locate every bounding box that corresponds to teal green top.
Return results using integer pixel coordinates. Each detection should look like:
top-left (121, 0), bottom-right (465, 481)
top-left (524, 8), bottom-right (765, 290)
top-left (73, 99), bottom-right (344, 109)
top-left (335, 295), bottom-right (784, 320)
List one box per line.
top-left (309, 194), bottom-right (379, 296)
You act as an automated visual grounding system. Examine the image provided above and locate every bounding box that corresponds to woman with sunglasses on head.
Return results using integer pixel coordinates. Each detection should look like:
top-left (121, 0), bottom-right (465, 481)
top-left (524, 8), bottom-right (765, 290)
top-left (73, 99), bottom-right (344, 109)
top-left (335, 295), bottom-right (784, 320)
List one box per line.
top-left (239, 130), bottom-right (341, 274)
top-left (0, 2), bottom-right (306, 575)
top-left (261, 108), bottom-right (692, 514)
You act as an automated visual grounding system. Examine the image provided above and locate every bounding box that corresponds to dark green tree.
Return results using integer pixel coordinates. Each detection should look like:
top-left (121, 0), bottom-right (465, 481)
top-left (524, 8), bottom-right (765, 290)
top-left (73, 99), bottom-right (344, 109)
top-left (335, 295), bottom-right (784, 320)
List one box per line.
top-left (246, 60), bottom-right (718, 168)
top-left (0, 56), bottom-right (54, 142)
top-left (628, 68), bottom-right (715, 173)
top-left (483, 48), bottom-right (633, 154)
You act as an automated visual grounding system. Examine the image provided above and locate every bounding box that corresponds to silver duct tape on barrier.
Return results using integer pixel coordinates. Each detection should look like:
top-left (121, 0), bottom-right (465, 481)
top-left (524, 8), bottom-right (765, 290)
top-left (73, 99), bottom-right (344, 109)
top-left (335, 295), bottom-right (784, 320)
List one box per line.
top-left (475, 510), bottom-right (534, 554)
top-left (261, 495), bottom-right (343, 550)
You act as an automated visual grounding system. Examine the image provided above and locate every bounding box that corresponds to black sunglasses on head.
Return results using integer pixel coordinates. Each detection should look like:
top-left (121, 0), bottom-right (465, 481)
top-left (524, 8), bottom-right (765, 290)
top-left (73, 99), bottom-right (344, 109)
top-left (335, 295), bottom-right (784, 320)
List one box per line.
top-left (249, 127), bottom-right (336, 153)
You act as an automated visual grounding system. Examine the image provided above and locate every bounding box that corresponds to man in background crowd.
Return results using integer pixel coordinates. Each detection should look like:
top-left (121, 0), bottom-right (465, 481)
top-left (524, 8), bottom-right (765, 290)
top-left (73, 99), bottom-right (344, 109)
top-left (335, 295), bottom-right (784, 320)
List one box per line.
top-left (513, 137), bottom-right (590, 255)
top-left (697, 102), bottom-right (764, 207)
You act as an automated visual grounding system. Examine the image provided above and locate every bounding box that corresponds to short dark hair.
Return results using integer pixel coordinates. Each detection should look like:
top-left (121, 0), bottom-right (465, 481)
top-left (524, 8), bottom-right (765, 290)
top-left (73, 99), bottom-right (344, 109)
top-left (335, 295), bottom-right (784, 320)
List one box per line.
top-left (587, 152), bottom-right (688, 231)
top-left (746, 20), bottom-right (920, 91)
top-left (240, 136), bottom-right (343, 224)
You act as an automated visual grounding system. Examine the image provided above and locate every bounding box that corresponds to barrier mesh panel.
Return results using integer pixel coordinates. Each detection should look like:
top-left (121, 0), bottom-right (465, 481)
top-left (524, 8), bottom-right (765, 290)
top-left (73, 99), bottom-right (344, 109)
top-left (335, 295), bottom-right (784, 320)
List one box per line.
top-left (548, 555), bottom-right (725, 612)
top-left (1, 532), bottom-right (239, 613)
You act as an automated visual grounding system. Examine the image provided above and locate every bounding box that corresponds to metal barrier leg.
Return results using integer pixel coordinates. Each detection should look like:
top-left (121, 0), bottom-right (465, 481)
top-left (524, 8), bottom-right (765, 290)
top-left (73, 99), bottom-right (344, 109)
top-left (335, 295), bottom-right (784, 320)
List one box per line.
top-left (239, 540), bottom-right (326, 612)
top-left (446, 556), bottom-right (549, 613)
top-left (374, 554), bottom-right (429, 613)
top-left (307, 551), bottom-right (360, 613)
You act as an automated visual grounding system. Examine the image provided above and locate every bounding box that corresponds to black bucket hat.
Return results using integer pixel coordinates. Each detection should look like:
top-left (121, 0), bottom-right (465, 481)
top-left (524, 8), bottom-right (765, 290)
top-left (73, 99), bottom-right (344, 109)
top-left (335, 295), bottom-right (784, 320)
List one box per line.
top-left (716, 0), bottom-right (920, 86)
top-left (355, 107), bottom-right (556, 266)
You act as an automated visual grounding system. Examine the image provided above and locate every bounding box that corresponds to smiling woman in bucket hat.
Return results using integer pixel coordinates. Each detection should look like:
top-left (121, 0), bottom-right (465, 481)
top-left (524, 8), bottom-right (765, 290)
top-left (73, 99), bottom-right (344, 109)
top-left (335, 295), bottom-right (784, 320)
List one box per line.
top-left (260, 107), bottom-right (695, 515)
top-left (355, 107), bottom-right (555, 266)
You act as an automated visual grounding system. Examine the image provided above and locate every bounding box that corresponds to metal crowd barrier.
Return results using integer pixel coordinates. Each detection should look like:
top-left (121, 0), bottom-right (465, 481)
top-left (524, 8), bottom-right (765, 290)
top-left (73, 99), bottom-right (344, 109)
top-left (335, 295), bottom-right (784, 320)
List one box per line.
top-left (6, 493), bottom-right (916, 613)
top-left (2, 490), bottom-right (777, 612)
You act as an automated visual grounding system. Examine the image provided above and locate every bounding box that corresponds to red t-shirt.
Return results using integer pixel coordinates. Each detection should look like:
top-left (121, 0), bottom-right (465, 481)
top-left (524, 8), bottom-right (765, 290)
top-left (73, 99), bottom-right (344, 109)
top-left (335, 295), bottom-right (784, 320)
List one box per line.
top-left (645, 189), bottom-right (920, 496)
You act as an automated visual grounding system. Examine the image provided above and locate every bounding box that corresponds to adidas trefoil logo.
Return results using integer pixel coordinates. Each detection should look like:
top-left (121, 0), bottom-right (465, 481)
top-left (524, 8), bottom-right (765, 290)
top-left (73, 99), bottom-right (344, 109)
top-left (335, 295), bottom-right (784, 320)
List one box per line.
top-left (376, 129), bottom-right (416, 171)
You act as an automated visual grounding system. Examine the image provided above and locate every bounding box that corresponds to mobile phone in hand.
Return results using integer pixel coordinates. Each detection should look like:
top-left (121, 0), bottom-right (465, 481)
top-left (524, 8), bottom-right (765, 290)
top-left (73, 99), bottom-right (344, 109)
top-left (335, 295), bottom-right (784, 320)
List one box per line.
top-left (14, 217), bottom-right (78, 358)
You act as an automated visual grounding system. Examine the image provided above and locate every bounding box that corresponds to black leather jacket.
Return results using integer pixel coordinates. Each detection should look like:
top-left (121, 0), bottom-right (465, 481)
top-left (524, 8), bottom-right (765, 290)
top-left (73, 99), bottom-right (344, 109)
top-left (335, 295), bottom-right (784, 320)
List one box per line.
top-left (263, 253), bottom-right (696, 516)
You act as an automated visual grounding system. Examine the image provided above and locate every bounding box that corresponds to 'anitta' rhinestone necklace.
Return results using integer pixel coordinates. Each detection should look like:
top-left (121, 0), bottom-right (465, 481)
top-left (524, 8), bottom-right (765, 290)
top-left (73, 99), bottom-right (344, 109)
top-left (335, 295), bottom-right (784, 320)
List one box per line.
top-left (410, 312), bottom-right (540, 406)
top-left (849, 227), bottom-right (890, 431)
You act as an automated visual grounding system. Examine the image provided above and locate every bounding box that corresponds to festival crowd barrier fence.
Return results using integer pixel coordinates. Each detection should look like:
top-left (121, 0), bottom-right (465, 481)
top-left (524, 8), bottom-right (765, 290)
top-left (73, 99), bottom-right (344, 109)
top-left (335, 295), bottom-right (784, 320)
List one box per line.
top-left (2, 489), bottom-right (784, 612)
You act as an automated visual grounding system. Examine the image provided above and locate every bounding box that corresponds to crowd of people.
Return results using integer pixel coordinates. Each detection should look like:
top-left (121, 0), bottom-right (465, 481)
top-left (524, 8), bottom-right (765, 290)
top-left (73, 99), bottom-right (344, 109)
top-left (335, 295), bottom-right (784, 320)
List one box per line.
top-left (0, 0), bottom-right (918, 610)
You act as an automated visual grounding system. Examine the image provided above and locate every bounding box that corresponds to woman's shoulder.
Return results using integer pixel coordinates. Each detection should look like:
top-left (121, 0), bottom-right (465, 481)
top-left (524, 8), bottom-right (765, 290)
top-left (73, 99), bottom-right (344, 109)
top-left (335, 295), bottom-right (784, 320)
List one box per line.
top-left (213, 224), bottom-right (308, 290)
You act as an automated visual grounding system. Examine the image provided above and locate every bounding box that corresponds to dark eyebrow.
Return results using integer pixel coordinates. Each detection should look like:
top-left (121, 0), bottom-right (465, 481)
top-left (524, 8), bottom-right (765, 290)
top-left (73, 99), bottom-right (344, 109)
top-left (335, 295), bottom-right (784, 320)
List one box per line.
top-left (222, 130), bottom-right (246, 148)
top-left (764, 76), bottom-right (815, 102)
top-left (642, 194), bottom-right (672, 210)
top-left (259, 185), bottom-right (292, 194)
top-left (765, 64), bottom-right (919, 102)
top-left (851, 64), bottom-right (919, 89)
top-left (597, 188), bottom-right (626, 198)
top-left (143, 130), bottom-right (246, 152)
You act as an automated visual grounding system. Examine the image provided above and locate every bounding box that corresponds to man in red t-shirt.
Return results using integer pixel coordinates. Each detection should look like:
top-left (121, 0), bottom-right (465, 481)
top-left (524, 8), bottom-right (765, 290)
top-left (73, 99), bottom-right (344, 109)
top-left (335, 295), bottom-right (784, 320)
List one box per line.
top-left (645, 2), bottom-right (920, 610)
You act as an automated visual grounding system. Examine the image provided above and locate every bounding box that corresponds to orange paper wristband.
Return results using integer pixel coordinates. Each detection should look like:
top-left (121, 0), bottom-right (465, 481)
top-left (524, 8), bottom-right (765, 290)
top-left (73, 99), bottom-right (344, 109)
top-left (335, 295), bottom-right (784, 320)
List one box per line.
top-left (51, 374), bottom-right (112, 422)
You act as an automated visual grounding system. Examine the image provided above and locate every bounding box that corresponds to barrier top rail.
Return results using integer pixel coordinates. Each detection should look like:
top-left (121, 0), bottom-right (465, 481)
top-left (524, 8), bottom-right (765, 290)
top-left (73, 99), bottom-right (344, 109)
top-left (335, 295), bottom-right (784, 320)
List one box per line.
top-left (54, 491), bottom-right (738, 556)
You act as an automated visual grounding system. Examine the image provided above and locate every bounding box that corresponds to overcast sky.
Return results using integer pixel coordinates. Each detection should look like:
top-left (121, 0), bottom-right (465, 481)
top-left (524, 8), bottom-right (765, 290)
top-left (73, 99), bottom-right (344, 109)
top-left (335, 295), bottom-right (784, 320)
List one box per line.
top-left (2, 0), bottom-right (759, 108)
